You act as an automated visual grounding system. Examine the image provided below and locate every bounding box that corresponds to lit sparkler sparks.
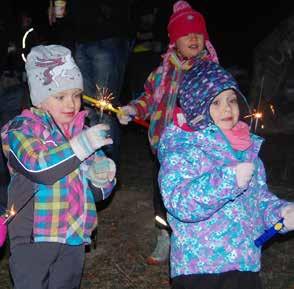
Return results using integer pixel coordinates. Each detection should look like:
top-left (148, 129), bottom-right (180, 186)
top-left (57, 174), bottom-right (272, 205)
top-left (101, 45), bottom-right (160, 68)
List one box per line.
top-left (83, 85), bottom-right (123, 117)
top-left (244, 112), bottom-right (263, 119)
top-left (2, 205), bottom-right (16, 224)
top-left (270, 104), bottom-right (275, 115)
top-left (82, 85), bottom-right (150, 128)
top-left (244, 111), bottom-right (263, 132)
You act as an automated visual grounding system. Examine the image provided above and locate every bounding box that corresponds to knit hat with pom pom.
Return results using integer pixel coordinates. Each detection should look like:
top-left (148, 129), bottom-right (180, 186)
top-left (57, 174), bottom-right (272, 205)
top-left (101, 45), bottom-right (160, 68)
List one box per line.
top-left (168, 0), bottom-right (209, 44)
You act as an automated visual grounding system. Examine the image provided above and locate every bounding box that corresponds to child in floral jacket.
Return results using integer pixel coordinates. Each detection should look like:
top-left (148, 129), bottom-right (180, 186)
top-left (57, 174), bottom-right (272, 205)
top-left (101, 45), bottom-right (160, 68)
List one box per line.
top-left (158, 59), bottom-right (294, 289)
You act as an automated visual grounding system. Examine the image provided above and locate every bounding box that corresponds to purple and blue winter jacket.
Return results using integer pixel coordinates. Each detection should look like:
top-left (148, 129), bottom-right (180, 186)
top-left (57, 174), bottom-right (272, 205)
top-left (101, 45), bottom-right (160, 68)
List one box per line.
top-left (158, 123), bottom-right (289, 278)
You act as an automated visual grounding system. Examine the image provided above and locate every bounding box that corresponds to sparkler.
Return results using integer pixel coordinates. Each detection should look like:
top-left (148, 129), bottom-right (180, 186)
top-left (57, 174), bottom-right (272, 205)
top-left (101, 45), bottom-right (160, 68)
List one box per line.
top-left (254, 218), bottom-right (284, 247)
top-left (244, 112), bottom-right (263, 119)
top-left (244, 111), bottom-right (263, 131)
top-left (254, 75), bottom-right (264, 132)
top-left (270, 104), bottom-right (275, 115)
top-left (82, 86), bottom-right (149, 128)
top-left (83, 93), bottom-right (120, 115)
top-left (1, 205), bottom-right (16, 225)
top-left (0, 205), bottom-right (16, 246)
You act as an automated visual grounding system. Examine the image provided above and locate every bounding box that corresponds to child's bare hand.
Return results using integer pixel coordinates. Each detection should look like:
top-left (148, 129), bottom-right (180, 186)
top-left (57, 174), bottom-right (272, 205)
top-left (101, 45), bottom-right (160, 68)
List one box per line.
top-left (281, 204), bottom-right (294, 231)
top-left (235, 162), bottom-right (255, 189)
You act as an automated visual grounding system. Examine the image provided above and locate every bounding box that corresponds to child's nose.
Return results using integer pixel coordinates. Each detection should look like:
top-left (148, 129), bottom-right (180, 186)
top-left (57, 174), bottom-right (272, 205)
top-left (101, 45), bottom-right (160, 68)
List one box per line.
top-left (189, 33), bottom-right (201, 41)
top-left (223, 102), bottom-right (232, 112)
top-left (189, 33), bottom-right (197, 40)
top-left (66, 97), bottom-right (75, 108)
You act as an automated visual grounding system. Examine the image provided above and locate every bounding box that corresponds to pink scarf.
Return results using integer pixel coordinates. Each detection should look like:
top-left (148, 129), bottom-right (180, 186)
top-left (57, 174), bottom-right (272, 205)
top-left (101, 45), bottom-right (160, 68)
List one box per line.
top-left (173, 109), bottom-right (252, 151)
top-left (222, 121), bottom-right (252, 151)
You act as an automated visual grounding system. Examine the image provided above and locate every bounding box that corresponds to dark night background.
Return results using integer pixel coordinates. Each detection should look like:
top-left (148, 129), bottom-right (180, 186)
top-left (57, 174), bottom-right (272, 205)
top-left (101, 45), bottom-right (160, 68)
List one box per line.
top-left (1, 3), bottom-right (294, 288)
top-left (3, 1), bottom-right (294, 71)
top-left (0, 0), bottom-right (293, 76)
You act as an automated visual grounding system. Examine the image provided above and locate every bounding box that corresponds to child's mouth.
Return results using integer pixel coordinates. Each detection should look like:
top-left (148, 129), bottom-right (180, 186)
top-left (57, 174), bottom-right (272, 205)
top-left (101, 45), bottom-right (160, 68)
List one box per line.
top-left (189, 44), bottom-right (199, 49)
top-left (63, 112), bottom-right (75, 117)
top-left (222, 117), bottom-right (233, 121)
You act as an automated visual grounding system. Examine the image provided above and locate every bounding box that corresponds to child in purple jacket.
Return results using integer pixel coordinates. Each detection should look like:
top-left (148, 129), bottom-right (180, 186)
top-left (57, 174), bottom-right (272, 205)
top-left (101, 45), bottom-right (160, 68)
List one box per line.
top-left (158, 59), bottom-right (294, 289)
top-left (1, 45), bottom-right (116, 289)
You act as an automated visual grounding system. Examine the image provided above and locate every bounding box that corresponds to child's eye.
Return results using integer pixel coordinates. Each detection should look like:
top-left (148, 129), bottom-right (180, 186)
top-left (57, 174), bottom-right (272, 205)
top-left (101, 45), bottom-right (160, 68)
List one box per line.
top-left (55, 95), bottom-right (64, 101)
top-left (229, 98), bottom-right (238, 104)
top-left (212, 100), bottom-right (219, 106)
top-left (74, 93), bottom-right (82, 99)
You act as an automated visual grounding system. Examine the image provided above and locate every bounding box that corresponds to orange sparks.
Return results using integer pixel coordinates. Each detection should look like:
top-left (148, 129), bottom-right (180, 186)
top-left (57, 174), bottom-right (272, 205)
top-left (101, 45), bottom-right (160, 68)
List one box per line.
top-left (244, 112), bottom-right (263, 119)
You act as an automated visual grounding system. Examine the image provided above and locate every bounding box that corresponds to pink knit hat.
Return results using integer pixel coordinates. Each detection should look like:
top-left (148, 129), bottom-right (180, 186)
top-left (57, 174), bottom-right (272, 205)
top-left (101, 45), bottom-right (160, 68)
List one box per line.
top-left (168, 0), bottom-right (209, 44)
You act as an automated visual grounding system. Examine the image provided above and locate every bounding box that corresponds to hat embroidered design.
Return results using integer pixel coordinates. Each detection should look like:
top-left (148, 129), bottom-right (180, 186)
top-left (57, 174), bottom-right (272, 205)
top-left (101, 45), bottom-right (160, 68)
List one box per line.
top-left (35, 54), bottom-right (76, 87)
top-left (187, 15), bottom-right (194, 20)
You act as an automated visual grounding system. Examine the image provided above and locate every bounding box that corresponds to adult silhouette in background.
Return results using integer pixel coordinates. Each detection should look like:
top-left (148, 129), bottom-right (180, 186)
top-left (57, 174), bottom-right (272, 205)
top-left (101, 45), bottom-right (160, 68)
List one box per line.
top-left (49, 0), bottom-right (134, 168)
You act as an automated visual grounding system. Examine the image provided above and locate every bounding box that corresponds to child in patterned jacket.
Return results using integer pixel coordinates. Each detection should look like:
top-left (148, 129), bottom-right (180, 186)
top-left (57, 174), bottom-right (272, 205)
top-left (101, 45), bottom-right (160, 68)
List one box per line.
top-left (1, 45), bottom-right (116, 289)
top-left (158, 59), bottom-right (294, 289)
top-left (117, 0), bottom-right (218, 265)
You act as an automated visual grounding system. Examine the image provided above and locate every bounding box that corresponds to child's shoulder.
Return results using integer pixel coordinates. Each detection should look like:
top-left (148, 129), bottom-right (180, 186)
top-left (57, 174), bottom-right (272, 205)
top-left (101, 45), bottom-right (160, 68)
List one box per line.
top-left (3, 108), bottom-right (46, 135)
top-left (148, 64), bottom-right (164, 77)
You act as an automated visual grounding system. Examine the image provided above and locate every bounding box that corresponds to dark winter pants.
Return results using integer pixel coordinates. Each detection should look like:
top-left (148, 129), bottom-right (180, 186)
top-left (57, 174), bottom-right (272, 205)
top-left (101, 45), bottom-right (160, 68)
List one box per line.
top-left (75, 38), bottom-right (130, 166)
top-left (172, 270), bottom-right (263, 289)
top-left (9, 242), bottom-right (85, 289)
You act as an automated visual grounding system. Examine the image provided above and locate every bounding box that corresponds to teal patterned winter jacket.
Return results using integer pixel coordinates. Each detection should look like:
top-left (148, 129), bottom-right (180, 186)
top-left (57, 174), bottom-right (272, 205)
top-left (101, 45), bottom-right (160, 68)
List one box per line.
top-left (158, 123), bottom-right (289, 278)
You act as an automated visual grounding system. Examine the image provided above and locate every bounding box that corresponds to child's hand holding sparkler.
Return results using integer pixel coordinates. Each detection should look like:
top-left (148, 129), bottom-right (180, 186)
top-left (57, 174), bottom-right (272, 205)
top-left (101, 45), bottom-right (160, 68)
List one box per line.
top-left (82, 85), bottom-right (149, 128)
top-left (70, 124), bottom-right (113, 161)
top-left (117, 105), bottom-right (137, 125)
top-left (254, 203), bottom-right (294, 248)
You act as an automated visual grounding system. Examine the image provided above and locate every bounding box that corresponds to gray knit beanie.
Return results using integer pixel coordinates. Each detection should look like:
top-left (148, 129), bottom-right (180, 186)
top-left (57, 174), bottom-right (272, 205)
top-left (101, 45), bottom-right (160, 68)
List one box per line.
top-left (25, 45), bottom-right (83, 106)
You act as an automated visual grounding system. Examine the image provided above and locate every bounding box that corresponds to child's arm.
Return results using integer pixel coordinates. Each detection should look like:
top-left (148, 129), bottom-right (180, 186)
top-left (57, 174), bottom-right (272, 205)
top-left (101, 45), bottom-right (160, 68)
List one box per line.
top-left (256, 158), bottom-right (290, 230)
top-left (6, 122), bottom-right (111, 185)
top-left (128, 69), bottom-right (160, 119)
top-left (159, 150), bottom-right (243, 223)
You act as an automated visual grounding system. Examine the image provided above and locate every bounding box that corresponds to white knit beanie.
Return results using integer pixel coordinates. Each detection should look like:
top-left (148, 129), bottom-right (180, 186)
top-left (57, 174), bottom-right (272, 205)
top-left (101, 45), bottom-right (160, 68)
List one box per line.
top-left (25, 45), bottom-right (83, 106)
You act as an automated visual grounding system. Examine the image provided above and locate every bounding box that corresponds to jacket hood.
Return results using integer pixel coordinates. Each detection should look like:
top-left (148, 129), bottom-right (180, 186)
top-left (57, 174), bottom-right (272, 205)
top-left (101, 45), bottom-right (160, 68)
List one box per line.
top-left (178, 60), bottom-right (250, 130)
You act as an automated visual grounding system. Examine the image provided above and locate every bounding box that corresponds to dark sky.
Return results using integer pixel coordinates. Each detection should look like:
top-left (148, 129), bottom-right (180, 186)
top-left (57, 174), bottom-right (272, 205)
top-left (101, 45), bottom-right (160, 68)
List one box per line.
top-left (190, 2), bottom-right (294, 69)
top-left (4, 1), bottom-right (294, 70)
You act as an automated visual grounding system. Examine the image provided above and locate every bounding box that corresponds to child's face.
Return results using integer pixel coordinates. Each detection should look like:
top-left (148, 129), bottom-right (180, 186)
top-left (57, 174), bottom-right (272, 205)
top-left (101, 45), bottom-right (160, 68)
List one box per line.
top-left (209, 89), bottom-right (240, 130)
top-left (175, 33), bottom-right (205, 59)
top-left (38, 88), bottom-right (82, 126)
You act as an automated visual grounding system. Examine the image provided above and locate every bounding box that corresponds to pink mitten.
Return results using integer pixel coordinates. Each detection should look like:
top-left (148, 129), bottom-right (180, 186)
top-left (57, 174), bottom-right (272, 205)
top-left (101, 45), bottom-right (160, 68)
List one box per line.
top-left (0, 216), bottom-right (7, 247)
